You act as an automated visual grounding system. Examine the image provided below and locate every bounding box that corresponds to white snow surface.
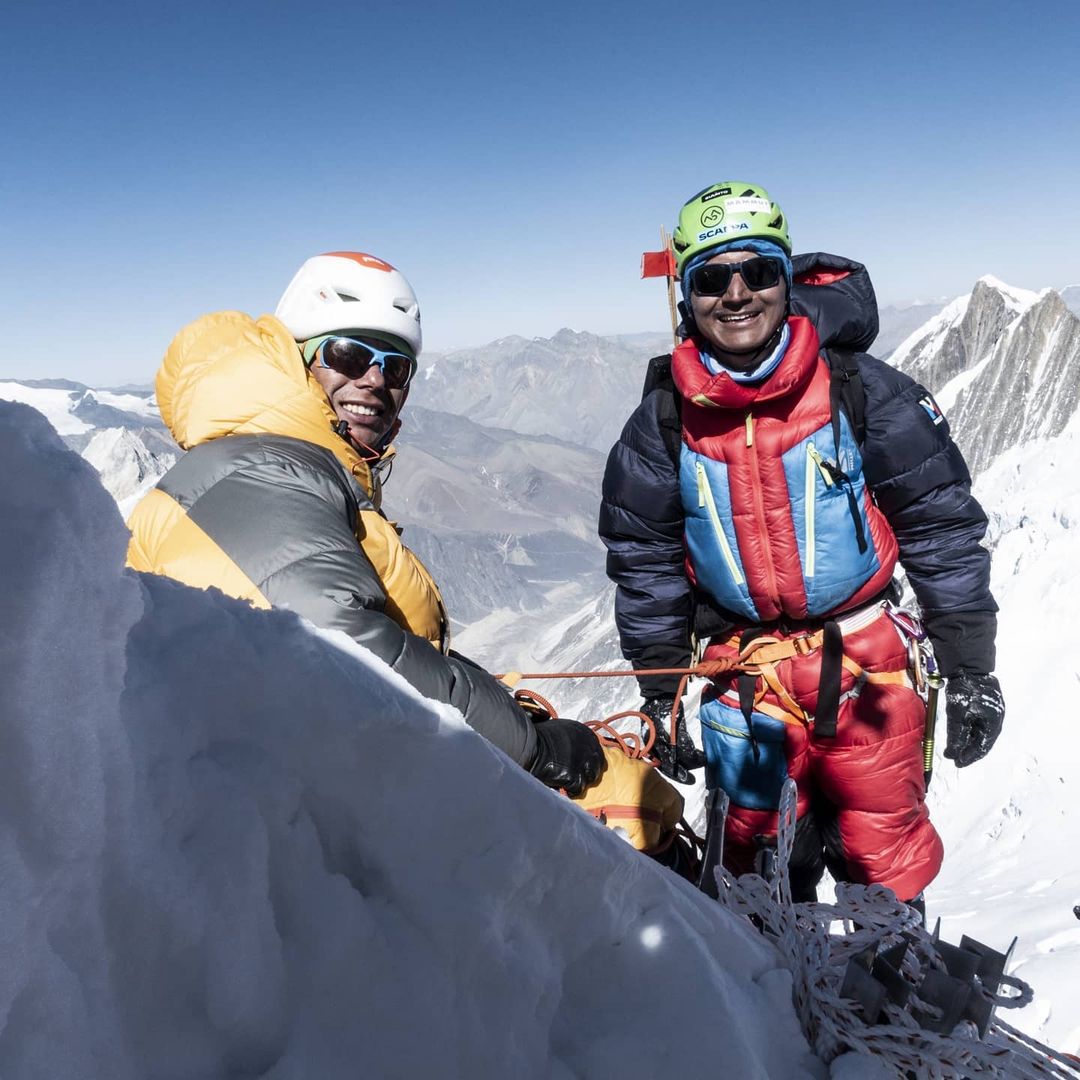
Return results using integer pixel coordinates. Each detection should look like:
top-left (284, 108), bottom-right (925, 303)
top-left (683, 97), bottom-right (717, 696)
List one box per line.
top-left (0, 400), bottom-right (826, 1078)
top-left (90, 388), bottom-right (159, 417)
top-left (0, 381), bottom-right (92, 434)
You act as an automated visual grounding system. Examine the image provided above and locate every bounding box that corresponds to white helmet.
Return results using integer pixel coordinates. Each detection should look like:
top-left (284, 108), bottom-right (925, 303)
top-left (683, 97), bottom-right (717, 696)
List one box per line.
top-left (274, 251), bottom-right (422, 355)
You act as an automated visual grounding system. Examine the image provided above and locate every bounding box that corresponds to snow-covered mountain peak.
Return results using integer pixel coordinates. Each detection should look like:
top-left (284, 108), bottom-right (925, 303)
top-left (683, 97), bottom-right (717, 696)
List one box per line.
top-left (889, 276), bottom-right (1065, 399)
top-left (974, 274), bottom-right (1041, 311)
top-left (901, 281), bottom-right (1080, 476)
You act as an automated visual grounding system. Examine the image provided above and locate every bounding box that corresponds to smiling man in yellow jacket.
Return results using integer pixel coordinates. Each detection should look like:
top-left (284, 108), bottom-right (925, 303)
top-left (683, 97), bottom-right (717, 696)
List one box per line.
top-left (127, 251), bottom-right (604, 794)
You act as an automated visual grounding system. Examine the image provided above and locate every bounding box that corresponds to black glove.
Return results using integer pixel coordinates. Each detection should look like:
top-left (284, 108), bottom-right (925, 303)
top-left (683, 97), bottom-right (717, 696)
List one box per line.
top-left (641, 696), bottom-right (706, 786)
top-left (944, 672), bottom-right (1005, 768)
top-left (529, 718), bottom-right (605, 796)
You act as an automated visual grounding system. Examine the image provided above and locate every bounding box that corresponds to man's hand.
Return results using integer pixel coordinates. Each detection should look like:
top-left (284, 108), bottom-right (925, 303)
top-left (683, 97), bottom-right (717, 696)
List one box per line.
top-left (640, 695), bottom-right (706, 785)
top-left (944, 672), bottom-right (1005, 768)
top-left (529, 718), bottom-right (605, 796)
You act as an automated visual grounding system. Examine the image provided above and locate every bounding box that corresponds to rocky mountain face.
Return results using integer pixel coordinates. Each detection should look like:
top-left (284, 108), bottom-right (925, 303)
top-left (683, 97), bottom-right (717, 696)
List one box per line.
top-left (888, 277), bottom-right (1040, 390)
top-left (890, 278), bottom-right (1080, 476)
top-left (81, 428), bottom-right (178, 515)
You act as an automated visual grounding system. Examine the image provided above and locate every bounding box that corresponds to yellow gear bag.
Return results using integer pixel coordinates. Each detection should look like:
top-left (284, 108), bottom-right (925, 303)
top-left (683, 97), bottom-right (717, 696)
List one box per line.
top-left (568, 745), bottom-right (685, 854)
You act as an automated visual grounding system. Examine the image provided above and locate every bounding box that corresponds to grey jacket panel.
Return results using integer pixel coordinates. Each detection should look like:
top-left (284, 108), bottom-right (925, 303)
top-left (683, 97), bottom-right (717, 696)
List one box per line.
top-left (162, 434), bottom-right (538, 767)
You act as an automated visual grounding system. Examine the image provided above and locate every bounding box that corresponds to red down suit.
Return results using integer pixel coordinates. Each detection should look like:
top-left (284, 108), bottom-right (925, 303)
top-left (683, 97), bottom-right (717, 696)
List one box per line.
top-left (673, 318), bottom-right (939, 900)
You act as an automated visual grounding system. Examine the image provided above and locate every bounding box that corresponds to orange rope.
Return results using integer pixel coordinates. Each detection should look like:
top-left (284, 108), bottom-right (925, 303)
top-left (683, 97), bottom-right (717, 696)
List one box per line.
top-left (499, 659), bottom-right (747, 758)
top-left (494, 659), bottom-right (743, 681)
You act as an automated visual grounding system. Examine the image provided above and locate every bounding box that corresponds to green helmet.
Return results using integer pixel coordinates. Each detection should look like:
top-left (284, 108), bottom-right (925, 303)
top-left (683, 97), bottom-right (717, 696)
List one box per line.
top-left (671, 182), bottom-right (791, 275)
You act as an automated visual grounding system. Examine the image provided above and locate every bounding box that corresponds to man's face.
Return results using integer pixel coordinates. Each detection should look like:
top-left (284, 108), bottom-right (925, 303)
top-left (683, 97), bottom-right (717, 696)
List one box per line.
top-left (688, 250), bottom-right (788, 370)
top-left (309, 334), bottom-right (410, 453)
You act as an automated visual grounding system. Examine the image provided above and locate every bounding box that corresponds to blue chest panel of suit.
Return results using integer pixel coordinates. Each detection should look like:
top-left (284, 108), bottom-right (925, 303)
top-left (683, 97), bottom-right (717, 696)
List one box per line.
top-left (680, 411), bottom-right (882, 622)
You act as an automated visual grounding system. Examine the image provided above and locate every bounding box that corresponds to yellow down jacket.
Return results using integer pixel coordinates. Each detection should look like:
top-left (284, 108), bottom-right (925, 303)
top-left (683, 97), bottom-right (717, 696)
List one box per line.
top-left (126, 311), bottom-right (537, 767)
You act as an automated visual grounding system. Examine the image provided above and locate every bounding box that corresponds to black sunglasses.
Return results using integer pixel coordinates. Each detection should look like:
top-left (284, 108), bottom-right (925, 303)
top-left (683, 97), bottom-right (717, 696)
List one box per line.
top-left (690, 256), bottom-right (784, 296)
top-left (317, 336), bottom-right (417, 391)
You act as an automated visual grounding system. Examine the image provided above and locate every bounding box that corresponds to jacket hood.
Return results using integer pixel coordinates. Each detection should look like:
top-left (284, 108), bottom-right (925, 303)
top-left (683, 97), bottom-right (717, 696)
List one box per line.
top-left (789, 252), bottom-right (879, 353)
top-left (156, 310), bottom-right (375, 493)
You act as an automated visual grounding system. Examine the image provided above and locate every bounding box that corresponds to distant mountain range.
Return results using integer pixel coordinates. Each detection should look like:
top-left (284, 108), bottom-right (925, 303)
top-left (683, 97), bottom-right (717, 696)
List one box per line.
top-left (411, 328), bottom-right (672, 453)
top-left (5, 277), bottom-right (1079, 632)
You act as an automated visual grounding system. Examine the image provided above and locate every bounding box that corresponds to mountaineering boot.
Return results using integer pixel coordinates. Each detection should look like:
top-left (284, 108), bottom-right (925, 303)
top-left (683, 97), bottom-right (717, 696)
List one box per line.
top-left (640, 695), bottom-right (706, 785)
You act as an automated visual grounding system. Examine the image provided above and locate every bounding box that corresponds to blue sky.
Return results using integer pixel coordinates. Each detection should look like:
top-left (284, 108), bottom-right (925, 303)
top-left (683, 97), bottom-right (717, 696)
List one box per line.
top-left (3, 0), bottom-right (1078, 384)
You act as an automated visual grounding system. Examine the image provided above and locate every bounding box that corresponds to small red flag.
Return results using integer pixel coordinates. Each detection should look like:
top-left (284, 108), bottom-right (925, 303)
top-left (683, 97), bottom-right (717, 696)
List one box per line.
top-left (641, 249), bottom-right (676, 279)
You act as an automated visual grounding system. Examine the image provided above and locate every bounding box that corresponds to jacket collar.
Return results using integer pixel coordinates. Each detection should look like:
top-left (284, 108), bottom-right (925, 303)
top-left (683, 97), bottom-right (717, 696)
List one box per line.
top-left (671, 316), bottom-right (821, 410)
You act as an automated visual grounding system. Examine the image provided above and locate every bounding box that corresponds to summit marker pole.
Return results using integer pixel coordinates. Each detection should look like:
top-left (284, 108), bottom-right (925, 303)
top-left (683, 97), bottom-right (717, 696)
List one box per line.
top-left (661, 226), bottom-right (679, 348)
top-left (641, 230), bottom-right (680, 348)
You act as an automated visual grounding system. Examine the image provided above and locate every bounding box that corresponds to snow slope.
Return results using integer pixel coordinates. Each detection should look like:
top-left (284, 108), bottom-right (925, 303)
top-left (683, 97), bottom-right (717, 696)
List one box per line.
top-left (0, 399), bottom-right (825, 1079)
top-left (930, 413), bottom-right (1080, 1052)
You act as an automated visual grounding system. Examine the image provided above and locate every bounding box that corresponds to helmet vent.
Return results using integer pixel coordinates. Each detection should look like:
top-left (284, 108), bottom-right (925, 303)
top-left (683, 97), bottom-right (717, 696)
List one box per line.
top-left (335, 291), bottom-right (360, 302)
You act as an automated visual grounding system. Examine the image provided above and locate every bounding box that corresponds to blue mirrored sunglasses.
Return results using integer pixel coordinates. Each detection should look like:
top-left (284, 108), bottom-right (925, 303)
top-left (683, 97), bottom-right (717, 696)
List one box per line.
top-left (316, 336), bottom-right (417, 390)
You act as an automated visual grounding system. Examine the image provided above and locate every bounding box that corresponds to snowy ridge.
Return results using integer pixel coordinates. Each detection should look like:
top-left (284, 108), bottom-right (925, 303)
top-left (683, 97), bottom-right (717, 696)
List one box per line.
top-left (975, 274), bottom-right (1041, 311)
top-left (89, 388), bottom-right (161, 418)
top-left (889, 291), bottom-right (972, 370)
top-left (0, 381), bottom-right (94, 435)
top-left (0, 400), bottom-right (827, 1079)
top-left (884, 278), bottom-right (1080, 477)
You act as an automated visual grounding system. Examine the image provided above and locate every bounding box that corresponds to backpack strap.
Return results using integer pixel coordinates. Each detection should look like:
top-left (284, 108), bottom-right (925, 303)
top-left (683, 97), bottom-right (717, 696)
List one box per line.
top-left (825, 347), bottom-right (866, 447)
top-left (641, 353), bottom-right (674, 400)
top-left (641, 353), bottom-right (683, 468)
